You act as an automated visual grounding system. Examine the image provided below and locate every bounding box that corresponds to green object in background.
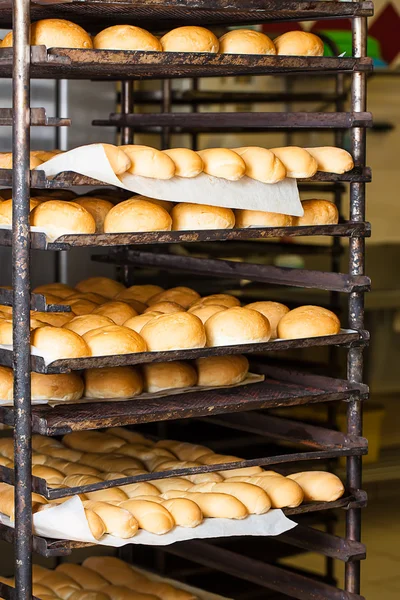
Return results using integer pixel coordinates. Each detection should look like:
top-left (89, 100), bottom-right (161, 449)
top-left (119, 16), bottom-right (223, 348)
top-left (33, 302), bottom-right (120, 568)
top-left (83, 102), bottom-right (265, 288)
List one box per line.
top-left (320, 30), bottom-right (382, 60)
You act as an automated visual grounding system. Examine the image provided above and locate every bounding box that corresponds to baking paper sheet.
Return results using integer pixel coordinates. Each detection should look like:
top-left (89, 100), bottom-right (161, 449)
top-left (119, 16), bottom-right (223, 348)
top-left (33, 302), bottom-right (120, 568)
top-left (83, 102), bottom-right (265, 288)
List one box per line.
top-left (0, 496), bottom-right (297, 546)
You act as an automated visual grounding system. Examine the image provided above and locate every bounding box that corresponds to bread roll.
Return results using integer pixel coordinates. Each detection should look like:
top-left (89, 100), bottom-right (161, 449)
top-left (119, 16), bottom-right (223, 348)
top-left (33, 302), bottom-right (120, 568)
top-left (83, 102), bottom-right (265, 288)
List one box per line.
top-left (104, 199), bottom-right (172, 233)
top-left (102, 587), bottom-right (158, 600)
top-left (270, 147), bottom-right (318, 179)
top-left (246, 301), bottom-right (290, 338)
top-left (74, 197), bottom-right (114, 233)
top-left (64, 315), bottom-right (114, 337)
top-left (83, 455), bottom-right (143, 473)
top-left (147, 287), bottom-right (200, 309)
top-left (151, 459), bottom-right (200, 473)
top-left (0, 198), bottom-right (45, 226)
top-left (83, 500), bottom-right (138, 538)
top-left (4, 18), bottom-right (93, 49)
top-left (62, 299), bottom-right (99, 316)
top-left (235, 208), bottom-right (293, 228)
top-left (32, 564), bottom-right (49, 583)
top-left (42, 446), bottom-right (83, 463)
top-left (56, 564), bottom-right (109, 591)
top-left (84, 366), bottom-right (143, 399)
top-left (140, 312), bottom-right (206, 351)
top-left (119, 499), bottom-right (175, 534)
top-left (188, 304), bottom-right (226, 324)
top-left (116, 284), bottom-right (164, 304)
top-left (120, 145), bottom-right (175, 180)
top-left (0, 483), bottom-right (47, 520)
top-left (143, 302), bottom-right (183, 315)
top-left (62, 475), bottom-right (129, 503)
top-left (295, 199), bottom-right (339, 226)
top-left (0, 456), bottom-right (13, 467)
top-left (277, 305), bottom-right (341, 339)
top-left (162, 148), bottom-right (203, 178)
top-left (82, 556), bottom-right (145, 587)
top-left (197, 148), bottom-right (245, 181)
top-left (195, 354), bottom-right (249, 386)
top-left (65, 292), bottom-right (107, 305)
top-left (32, 326), bottom-right (91, 360)
top-left (205, 307), bottom-right (271, 347)
top-left (219, 29), bottom-right (275, 55)
top-left (191, 481), bottom-right (271, 514)
top-left (198, 453), bottom-right (263, 478)
top-left (287, 471), bottom-right (345, 502)
top-left (129, 195), bottom-right (175, 214)
top-left (232, 146), bottom-right (286, 184)
top-left (142, 361), bottom-right (197, 393)
top-left (172, 203), bottom-right (235, 231)
top-left (229, 475), bottom-right (304, 508)
top-left (274, 31), bottom-right (324, 56)
top-left (32, 464), bottom-right (65, 484)
top-left (163, 490), bottom-right (247, 519)
top-left (33, 583), bottom-right (58, 599)
top-left (190, 294), bottom-right (240, 310)
top-left (40, 570), bottom-right (82, 599)
top-left (32, 434), bottom-right (63, 450)
top-left (92, 301), bottom-right (137, 326)
top-left (305, 147), bottom-right (354, 174)
top-left (30, 201), bottom-right (96, 239)
top-left (34, 283), bottom-right (76, 299)
top-left (31, 372), bottom-right (84, 402)
top-left (46, 459), bottom-right (99, 477)
top-left (105, 428), bottom-right (153, 446)
top-left (123, 312), bottom-right (162, 333)
top-left (94, 25), bottom-right (162, 51)
top-left (157, 497), bottom-right (203, 528)
top-left (0, 366), bottom-right (13, 401)
top-left (68, 591), bottom-right (110, 600)
top-left (33, 311), bottom-right (76, 327)
top-left (0, 321), bottom-right (13, 345)
top-left (83, 325), bottom-right (147, 356)
top-left (0, 153), bottom-right (42, 170)
top-left (149, 478), bottom-right (193, 494)
top-left (156, 440), bottom-right (213, 462)
top-left (161, 26), bottom-right (219, 53)
top-left (112, 480), bottom-right (161, 499)
top-left (63, 430), bottom-right (126, 453)
top-left (76, 277), bottom-right (125, 299)
top-left (31, 149), bottom-right (63, 162)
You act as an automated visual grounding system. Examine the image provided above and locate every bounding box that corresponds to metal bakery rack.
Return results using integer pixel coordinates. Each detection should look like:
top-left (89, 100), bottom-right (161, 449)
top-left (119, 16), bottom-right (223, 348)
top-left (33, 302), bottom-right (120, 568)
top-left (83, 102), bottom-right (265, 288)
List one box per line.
top-left (0, 1), bottom-right (372, 599)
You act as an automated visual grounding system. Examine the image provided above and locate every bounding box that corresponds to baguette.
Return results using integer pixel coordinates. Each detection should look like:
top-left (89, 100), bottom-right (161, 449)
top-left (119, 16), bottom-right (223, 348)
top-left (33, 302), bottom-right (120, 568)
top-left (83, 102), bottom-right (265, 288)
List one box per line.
top-left (228, 475), bottom-right (304, 508)
top-left (100, 474), bottom-right (160, 499)
top-left (198, 453), bottom-right (263, 478)
top-left (190, 481), bottom-right (271, 514)
top-left (149, 477), bottom-right (193, 493)
top-left (304, 147), bottom-right (354, 174)
top-left (270, 147), bottom-right (318, 179)
top-left (83, 500), bottom-right (138, 538)
top-left (232, 147), bottom-right (286, 184)
top-left (137, 495), bottom-right (203, 528)
top-left (119, 499), bottom-right (175, 534)
top-left (162, 490), bottom-right (248, 519)
top-left (56, 564), bottom-right (109, 591)
top-left (63, 431), bottom-right (126, 453)
top-left (287, 471), bottom-right (345, 502)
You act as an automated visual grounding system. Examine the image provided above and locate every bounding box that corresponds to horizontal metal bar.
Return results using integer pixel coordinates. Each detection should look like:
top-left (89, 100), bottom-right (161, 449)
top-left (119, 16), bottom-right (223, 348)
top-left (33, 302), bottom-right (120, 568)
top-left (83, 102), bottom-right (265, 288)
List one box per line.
top-left (0, 288), bottom-right (70, 312)
top-left (279, 524), bottom-right (366, 562)
top-left (98, 250), bottom-right (371, 293)
top-left (0, 108), bottom-right (70, 126)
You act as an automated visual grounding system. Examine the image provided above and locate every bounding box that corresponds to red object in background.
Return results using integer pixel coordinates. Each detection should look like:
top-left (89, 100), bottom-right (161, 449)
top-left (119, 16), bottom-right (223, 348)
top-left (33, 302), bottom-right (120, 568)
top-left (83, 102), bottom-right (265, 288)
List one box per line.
top-left (369, 2), bottom-right (400, 64)
top-left (311, 18), bottom-right (352, 32)
top-left (261, 22), bottom-right (302, 35)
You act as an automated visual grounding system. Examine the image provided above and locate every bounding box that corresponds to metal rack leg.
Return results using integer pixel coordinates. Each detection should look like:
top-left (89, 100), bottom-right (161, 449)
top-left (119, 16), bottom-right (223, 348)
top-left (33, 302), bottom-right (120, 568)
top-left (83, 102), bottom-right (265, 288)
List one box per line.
top-left (161, 79), bottom-right (172, 150)
top-left (12, 0), bottom-right (32, 598)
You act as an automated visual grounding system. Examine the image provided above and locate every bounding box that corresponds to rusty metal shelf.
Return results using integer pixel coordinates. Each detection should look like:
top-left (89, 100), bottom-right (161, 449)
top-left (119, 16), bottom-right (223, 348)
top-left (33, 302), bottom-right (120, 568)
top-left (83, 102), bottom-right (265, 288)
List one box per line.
top-left (0, 1), bottom-right (375, 30)
top-left (0, 363), bottom-right (369, 435)
top-left (0, 288), bottom-right (70, 313)
top-left (0, 108), bottom-right (70, 127)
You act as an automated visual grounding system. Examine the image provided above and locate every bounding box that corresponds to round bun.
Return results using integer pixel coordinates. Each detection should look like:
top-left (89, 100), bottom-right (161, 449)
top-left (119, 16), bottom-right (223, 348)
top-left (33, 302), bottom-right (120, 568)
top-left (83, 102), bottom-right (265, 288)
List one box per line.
top-left (196, 355), bottom-right (249, 386)
top-left (140, 312), bottom-right (206, 351)
top-left (74, 197), bottom-right (114, 233)
top-left (205, 307), bottom-right (271, 347)
top-left (296, 199), bottom-right (339, 226)
top-left (0, 366), bottom-right (13, 401)
top-left (94, 25), bottom-right (162, 51)
top-left (34, 283), bottom-right (76, 299)
top-left (219, 29), bottom-right (275, 55)
top-left (274, 31), bottom-right (324, 56)
top-left (0, 198), bottom-right (44, 226)
top-left (235, 209), bottom-right (293, 228)
top-left (33, 311), bottom-right (76, 327)
top-left (104, 198), bottom-right (172, 233)
top-left (148, 287), bottom-right (200, 309)
top-left (65, 292), bottom-right (107, 305)
top-left (92, 301), bottom-right (138, 326)
top-left (142, 361), bottom-right (198, 393)
top-left (120, 145), bottom-right (175, 180)
top-left (128, 195), bottom-right (174, 213)
top-left (245, 301), bottom-right (290, 338)
top-left (30, 201), bottom-right (96, 240)
top-left (115, 284), bottom-right (164, 304)
top-left (304, 147), bottom-right (354, 174)
top-left (144, 301), bottom-right (183, 315)
top-left (31, 372), bottom-right (84, 402)
top-left (0, 153), bottom-right (42, 169)
top-left (190, 294), bottom-right (240, 310)
top-left (277, 305), bottom-right (341, 339)
top-left (2, 19), bottom-right (93, 49)
top-left (84, 366), bottom-right (143, 399)
top-left (64, 298), bottom-right (98, 316)
top-left (188, 305), bottom-right (226, 324)
top-left (270, 147), bottom-right (318, 179)
top-left (83, 325), bottom-right (147, 356)
top-left (232, 147), bottom-right (286, 184)
top-left (32, 326), bottom-right (91, 360)
top-left (162, 148), bottom-right (203, 178)
top-left (76, 277), bottom-right (125, 299)
top-left (197, 148), bottom-right (246, 181)
top-left (0, 321), bottom-right (13, 344)
top-left (64, 315), bottom-right (114, 337)
top-left (161, 26), bottom-right (219, 53)
top-left (123, 312), bottom-right (162, 334)
top-left (172, 203), bottom-right (235, 231)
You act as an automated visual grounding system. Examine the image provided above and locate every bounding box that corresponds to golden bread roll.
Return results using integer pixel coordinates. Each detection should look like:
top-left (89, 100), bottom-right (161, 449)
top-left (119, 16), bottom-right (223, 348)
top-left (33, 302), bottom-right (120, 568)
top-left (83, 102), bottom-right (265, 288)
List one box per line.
top-left (229, 475), bottom-right (304, 508)
top-left (246, 301), bottom-right (290, 338)
top-left (195, 354), bottom-right (249, 386)
top-left (119, 499), bottom-right (175, 534)
top-left (147, 286), bottom-right (200, 309)
top-left (277, 305), bottom-right (341, 339)
top-left (102, 587), bottom-right (158, 600)
top-left (172, 203), bottom-right (235, 231)
top-left (235, 208), bottom-right (293, 228)
top-left (132, 195), bottom-right (175, 213)
top-left (147, 496), bottom-right (203, 528)
top-left (65, 298), bottom-right (106, 316)
top-left (32, 565), bottom-right (49, 583)
top-left (31, 149), bottom-right (63, 162)
top-left (0, 456), bottom-right (13, 467)
top-left (198, 453), bottom-right (263, 478)
top-left (188, 304), bottom-right (226, 324)
top-left (151, 459), bottom-right (200, 473)
top-left (41, 446), bottom-right (83, 463)
top-left (94, 25), bottom-right (161, 51)
top-left (150, 477), bottom-right (193, 493)
top-left (92, 301), bottom-right (138, 326)
top-left (143, 302), bottom-right (182, 315)
top-left (274, 31), bottom-right (324, 56)
top-left (140, 312), bottom-right (206, 351)
top-left (33, 311), bottom-right (76, 327)
top-left (105, 428), bottom-right (153, 446)
top-left (190, 481), bottom-right (271, 514)
top-left (0, 321), bottom-right (12, 344)
top-left (74, 197), bottom-right (114, 233)
top-left (0, 483), bottom-right (47, 520)
top-left (83, 325), bottom-right (147, 356)
top-left (163, 490), bottom-right (247, 519)
top-left (287, 471), bottom-right (345, 502)
top-left (64, 314), bottom-right (114, 337)
top-left (123, 312), bottom-right (162, 333)
top-left (84, 366), bottom-right (143, 399)
top-left (120, 145), bottom-right (175, 179)
top-left (31, 326), bottom-right (90, 360)
top-left (189, 294), bottom-right (240, 310)
top-left (197, 148), bottom-right (246, 181)
top-left (219, 29), bottom-right (275, 55)
top-left (63, 430), bottom-right (126, 453)
top-left (64, 291), bottom-right (107, 304)
top-left (270, 147), bottom-right (318, 179)
top-left (185, 472), bottom-right (224, 485)
top-left (116, 284), bottom-right (164, 304)
top-left (156, 440), bottom-right (213, 462)
top-left (0, 153), bottom-right (42, 170)
top-left (46, 459), bottom-right (99, 477)
top-left (83, 500), bottom-right (138, 538)
top-left (305, 147), bottom-right (354, 174)
top-left (56, 564), bottom-right (109, 591)
top-left (40, 570), bottom-right (82, 599)
top-left (62, 475), bottom-right (129, 503)
top-left (205, 307), bottom-right (271, 347)
top-left (32, 464), bottom-right (65, 484)
top-left (113, 480), bottom-right (161, 499)
top-left (142, 361), bottom-right (197, 393)
top-left (117, 446), bottom-right (174, 463)
top-left (31, 434), bottom-right (63, 450)
top-left (33, 583), bottom-right (58, 599)
top-left (161, 26), bottom-right (219, 53)
top-left (82, 455), bottom-right (143, 473)
top-left (31, 372), bottom-right (84, 402)
top-left (104, 199), bottom-right (172, 233)
top-left (68, 591), bottom-right (110, 600)
top-left (162, 148), bottom-right (203, 178)
top-left (82, 556), bottom-right (145, 586)
top-left (295, 199), bottom-right (339, 226)
top-left (76, 277), bottom-right (126, 299)
top-left (0, 366), bottom-right (13, 402)
top-left (2, 19), bottom-right (92, 49)
top-left (0, 198), bottom-right (44, 225)
top-left (94, 143), bottom-right (131, 175)
top-left (232, 146), bottom-right (286, 184)
top-left (30, 201), bottom-right (96, 239)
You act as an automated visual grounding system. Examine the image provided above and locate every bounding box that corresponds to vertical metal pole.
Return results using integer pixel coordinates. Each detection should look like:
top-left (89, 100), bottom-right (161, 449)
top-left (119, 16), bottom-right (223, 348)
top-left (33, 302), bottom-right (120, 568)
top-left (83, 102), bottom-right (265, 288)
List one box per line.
top-left (55, 79), bottom-right (69, 284)
top-left (12, 1), bottom-right (32, 599)
top-left (161, 79), bottom-right (171, 150)
top-left (345, 15), bottom-right (367, 595)
top-left (121, 80), bottom-right (134, 145)
top-left (191, 78), bottom-right (199, 151)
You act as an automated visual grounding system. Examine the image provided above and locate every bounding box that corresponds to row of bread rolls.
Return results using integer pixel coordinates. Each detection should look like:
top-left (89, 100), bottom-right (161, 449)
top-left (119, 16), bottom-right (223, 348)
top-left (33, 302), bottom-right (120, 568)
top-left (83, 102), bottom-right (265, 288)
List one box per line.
top-left (1, 556), bottom-right (199, 600)
top-left (0, 355), bottom-right (250, 403)
top-left (1, 18), bottom-right (324, 57)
